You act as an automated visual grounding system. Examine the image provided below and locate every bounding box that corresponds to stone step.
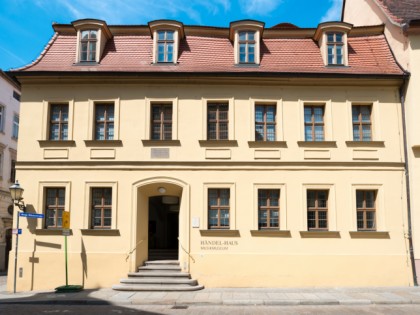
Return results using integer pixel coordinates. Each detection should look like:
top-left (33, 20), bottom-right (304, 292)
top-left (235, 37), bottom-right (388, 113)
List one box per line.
top-left (145, 260), bottom-right (179, 265)
top-left (120, 278), bottom-right (198, 285)
top-left (112, 284), bottom-right (205, 291)
top-left (138, 265), bottom-right (181, 271)
top-left (128, 271), bottom-right (191, 278)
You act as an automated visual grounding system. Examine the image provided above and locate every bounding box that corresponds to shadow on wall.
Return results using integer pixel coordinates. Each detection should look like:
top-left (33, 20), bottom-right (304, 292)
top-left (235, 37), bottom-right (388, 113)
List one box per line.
top-left (30, 240), bottom-right (61, 291)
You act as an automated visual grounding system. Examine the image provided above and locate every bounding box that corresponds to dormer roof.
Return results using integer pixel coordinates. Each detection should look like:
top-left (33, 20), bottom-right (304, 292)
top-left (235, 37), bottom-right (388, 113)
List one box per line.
top-left (314, 22), bottom-right (353, 41)
top-left (71, 19), bottom-right (112, 39)
top-left (229, 20), bottom-right (265, 41)
top-left (148, 20), bottom-right (185, 38)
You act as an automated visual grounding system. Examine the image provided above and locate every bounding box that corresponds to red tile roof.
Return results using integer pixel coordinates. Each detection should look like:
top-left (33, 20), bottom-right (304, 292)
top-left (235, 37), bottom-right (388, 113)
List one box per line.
top-left (14, 31), bottom-right (403, 76)
top-left (376, 0), bottom-right (420, 24)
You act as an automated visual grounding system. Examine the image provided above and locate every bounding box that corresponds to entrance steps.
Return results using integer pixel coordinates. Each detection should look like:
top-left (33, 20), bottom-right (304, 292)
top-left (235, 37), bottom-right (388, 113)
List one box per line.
top-left (112, 260), bottom-right (204, 291)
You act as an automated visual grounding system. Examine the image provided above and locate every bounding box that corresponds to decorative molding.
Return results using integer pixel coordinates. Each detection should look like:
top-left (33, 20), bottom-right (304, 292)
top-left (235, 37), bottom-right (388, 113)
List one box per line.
top-left (80, 229), bottom-right (120, 236)
top-left (38, 140), bottom-right (76, 147)
top-left (349, 231), bottom-right (390, 239)
top-left (248, 141), bottom-right (287, 148)
top-left (346, 141), bottom-right (385, 147)
top-left (199, 140), bottom-right (238, 147)
top-left (142, 140), bottom-right (181, 147)
top-left (250, 230), bottom-right (291, 237)
top-left (84, 140), bottom-right (122, 147)
top-left (199, 229), bottom-right (240, 237)
top-left (297, 141), bottom-right (337, 148)
top-left (299, 231), bottom-right (340, 238)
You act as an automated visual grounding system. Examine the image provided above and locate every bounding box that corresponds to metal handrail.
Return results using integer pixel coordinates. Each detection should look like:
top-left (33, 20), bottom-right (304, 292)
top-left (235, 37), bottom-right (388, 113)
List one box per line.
top-left (126, 239), bottom-right (143, 261)
top-left (178, 237), bottom-right (195, 263)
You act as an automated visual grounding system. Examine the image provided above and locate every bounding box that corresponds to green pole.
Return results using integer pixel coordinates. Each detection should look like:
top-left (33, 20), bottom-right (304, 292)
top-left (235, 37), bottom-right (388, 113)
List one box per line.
top-left (65, 235), bottom-right (68, 286)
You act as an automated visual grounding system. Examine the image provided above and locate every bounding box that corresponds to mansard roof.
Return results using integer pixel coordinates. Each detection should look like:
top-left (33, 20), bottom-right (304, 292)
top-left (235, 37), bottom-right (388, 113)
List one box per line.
top-left (12, 21), bottom-right (404, 77)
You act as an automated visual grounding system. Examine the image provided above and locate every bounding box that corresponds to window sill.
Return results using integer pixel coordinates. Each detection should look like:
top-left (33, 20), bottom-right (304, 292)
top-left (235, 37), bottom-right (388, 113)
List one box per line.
top-left (299, 231), bottom-right (340, 238)
top-left (38, 140), bottom-right (76, 147)
top-left (35, 229), bottom-right (72, 235)
top-left (250, 230), bottom-right (291, 237)
top-left (84, 140), bottom-right (122, 147)
top-left (199, 140), bottom-right (238, 147)
top-left (200, 229), bottom-right (240, 237)
top-left (142, 140), bottom-right (181, 147)
top-left (248, 141), bottom-right (287, 148)
top-left (297, 141), bottom-right (337, 148)
top-left (80, 229), bottom-right (120, 236)
top-left (235, 63), bottom-right (259, 68)
top-left (346, 141), bottom-right (385, 147)
top-left (349, 231), bottom-right (389, 239)
top-left (73, 61), bottom-right (99, 66)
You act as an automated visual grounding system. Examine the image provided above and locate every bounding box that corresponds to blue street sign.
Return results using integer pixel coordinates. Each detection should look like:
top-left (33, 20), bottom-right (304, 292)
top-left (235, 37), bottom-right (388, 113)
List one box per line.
top-left (19, 212), bottom-right (44, 219)
top-left (12, 229), bottom-right (22, 235)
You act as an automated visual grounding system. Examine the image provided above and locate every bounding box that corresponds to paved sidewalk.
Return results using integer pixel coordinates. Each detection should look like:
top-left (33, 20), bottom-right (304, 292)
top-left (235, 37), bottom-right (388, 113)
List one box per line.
top-left (2, 273), bottom-right (420, 306)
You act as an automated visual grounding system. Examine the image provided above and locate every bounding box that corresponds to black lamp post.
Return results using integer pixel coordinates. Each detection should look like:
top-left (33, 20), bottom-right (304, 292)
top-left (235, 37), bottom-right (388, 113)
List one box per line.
top-left (9, 180), bottom-right (25, 293)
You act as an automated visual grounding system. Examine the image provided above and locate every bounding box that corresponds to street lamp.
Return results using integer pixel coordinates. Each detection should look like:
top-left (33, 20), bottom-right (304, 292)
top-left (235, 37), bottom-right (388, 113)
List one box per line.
top-left (10, 180), bottom-right (26, 211)
top-left (9, 180), bottom-right (25, 293)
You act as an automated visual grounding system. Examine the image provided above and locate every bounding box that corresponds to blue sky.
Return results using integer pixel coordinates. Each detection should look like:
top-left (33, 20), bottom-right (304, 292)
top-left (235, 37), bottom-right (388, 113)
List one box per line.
top-left (0, 0), bottom-right (343, 71)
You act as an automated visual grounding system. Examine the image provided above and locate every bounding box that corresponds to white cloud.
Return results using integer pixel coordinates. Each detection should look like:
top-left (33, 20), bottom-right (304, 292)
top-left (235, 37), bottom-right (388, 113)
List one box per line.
top-left (320, 0), bottom-right (343, 22)
top-left (36, 0), bottom-right (231, 25)
top-left (239, 0), bottom-right (283, 16)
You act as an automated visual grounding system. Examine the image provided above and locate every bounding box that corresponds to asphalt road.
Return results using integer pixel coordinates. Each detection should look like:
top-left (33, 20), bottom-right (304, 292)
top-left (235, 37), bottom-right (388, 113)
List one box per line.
top-left (2, 304), bottom-right (420, 315)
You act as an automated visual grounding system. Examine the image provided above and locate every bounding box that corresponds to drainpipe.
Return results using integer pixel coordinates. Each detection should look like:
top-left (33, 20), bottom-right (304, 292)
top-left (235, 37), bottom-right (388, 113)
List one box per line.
top-left (400, 74), bottom-right (418, 286)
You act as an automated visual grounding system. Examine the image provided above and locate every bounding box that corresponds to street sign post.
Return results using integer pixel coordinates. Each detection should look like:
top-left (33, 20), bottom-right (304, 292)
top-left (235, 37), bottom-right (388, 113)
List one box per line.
top-left (55, 211), bottom-right (83, 293)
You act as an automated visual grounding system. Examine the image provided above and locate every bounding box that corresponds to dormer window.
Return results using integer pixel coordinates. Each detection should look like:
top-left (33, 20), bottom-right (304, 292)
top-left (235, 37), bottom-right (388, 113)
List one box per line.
top-left (149, 20), bottom-right (184, 65)
top-left (71, 19), bottom-right (112, 64)
top-left (157, 30), bottom-right (174, 63)
top-left (327, 33), bottom-right (344, 65)
top-left (80, 30), bottom-right (97, 62)
top-left (314, 22), bottom-right (352, 67)
top-left (239, 31), bottom-right (256, 63)
top-left (230, 20), bottom-right (264, 66)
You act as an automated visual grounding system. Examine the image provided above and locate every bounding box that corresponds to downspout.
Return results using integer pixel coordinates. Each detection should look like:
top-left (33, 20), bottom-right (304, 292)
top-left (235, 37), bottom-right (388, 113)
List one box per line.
top-left (400, 74), bottom-right (418, 286)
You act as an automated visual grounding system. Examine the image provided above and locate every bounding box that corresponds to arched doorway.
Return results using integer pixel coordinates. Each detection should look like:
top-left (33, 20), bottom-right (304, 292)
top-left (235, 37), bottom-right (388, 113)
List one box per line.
top-left (132, 177), bottom-right (190, 272)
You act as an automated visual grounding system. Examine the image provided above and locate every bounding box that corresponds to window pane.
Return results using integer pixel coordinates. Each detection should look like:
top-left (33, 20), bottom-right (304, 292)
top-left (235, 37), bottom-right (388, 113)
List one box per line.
top-left (313, 107), bottom-right (323, 122)
top-left (327, 34), bottom-right (334, 42)
top-left (239, 32), bottom-right (246, 41)
top-left (356, 191), bottom-right (364, 208)
top-left (255, 106), bottom-right (264, 122)
top-left (304, 107), bottom-right (312, 122)
top-left (166, 31), bottom-right (174, 40)
top-left (336, 33), bottom-right (343, 42)
top-left (220, 210), bottom-right (229, 227)
top-left (266, 107), bottom-right (275, 122)
top-left (352, 107), bottom-right (360, 122)
top-left (365, 191), bottom-right (375, 208)
top-left (318, 191), bottom-right (328, 208)
top-left (353, 125), bottom-right (360, 141)
top-left (219, 189), bottom-right (229, 206)
top-left (314, 125), bottom-right (324, 141)
top-left (361, 106), bottom-right (371, 122)
top-left (248, 32), bottom-right (255, 41)
top-left (266, 125), bottom-right (275, 141)
top-left (362, 125), bottom-right (371, 141)
top-left (307, 191), bottom-right (316, 207)
top-left (305, 126), bottom-right (313, 141)
top-left (50, 124), bottom-right (59, 140)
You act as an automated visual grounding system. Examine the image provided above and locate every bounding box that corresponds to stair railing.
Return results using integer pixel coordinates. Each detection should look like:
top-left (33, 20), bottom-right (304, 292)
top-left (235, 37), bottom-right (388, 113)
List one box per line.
top-left (178, 237), bottom-right (195, 263)
top-left (126, 239), bottom-right (143, 261)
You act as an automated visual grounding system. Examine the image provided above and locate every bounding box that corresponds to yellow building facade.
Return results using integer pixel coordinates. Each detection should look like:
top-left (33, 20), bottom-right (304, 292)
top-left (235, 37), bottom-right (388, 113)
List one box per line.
top-left (6, 19), bottom-right (415, 291)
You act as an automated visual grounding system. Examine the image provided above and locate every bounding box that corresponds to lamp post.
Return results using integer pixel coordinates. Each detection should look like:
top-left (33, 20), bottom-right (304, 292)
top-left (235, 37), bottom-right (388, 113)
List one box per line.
top-left (9, 180), bottom-right (26, 294)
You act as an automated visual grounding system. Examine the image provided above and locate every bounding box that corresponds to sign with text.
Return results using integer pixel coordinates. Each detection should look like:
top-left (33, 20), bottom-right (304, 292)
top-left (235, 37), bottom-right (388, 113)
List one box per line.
top-left (62, 211), bottom-right (70, 229)
top-left (62, 229), bottom-right (71, 236)
top-left (12, 229), bottom-right (22, 235)
top-left (19, 212), bottom-right (44, 219)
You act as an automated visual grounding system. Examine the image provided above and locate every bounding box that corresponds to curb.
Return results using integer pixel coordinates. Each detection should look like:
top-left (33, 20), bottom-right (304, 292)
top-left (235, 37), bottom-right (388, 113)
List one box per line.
top-left (1, 298), bottom-right (420, 306)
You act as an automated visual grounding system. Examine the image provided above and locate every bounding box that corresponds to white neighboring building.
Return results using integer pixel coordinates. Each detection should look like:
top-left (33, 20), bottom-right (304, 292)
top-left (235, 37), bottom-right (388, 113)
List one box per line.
top-left (0, 70), bottom-right (20, 272)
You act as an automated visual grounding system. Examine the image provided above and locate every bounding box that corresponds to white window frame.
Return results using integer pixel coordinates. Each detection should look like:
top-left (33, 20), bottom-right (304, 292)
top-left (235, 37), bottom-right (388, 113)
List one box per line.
top-left (203, 183), bottom-right (236, 230)
top-left (0, 104), bottom-right (4, 133)
top-left (12, 114), bottom-right (19, 139)
top-left (84, 181), bottom-right (118, 229)
top-left (152, 29), bottom-right (180, 64)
